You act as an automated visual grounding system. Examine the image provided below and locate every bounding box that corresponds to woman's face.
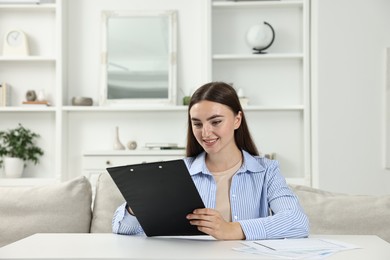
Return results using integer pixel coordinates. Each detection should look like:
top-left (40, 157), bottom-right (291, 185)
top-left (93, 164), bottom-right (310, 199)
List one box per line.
top-left (190, 100), bottom-right (241, 155)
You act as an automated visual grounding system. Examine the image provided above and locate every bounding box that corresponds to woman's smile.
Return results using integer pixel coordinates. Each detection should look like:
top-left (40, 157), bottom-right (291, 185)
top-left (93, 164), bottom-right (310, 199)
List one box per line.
top-left (203, 138), bottom-right (219, 146)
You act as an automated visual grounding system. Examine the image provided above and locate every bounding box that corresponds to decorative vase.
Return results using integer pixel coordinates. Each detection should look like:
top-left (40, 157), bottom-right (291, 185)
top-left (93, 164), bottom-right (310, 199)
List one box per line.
top-left (113, 126), bottom-right (125, 150)
top-left (3, 157), bottom-right (24, 178)
top-left (71, 97), bottom-right (93, 106)
top-left (36, 89), bottom-right (46, 101)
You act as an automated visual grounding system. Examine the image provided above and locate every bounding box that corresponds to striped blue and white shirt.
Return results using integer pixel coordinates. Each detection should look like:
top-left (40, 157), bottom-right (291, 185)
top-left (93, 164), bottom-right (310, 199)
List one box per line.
top-left (112, 150), bottom-right (309, 240)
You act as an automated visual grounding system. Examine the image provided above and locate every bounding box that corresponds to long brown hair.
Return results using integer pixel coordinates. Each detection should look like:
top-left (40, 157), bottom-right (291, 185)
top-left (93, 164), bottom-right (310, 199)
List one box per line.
top-left (186, 82), bottom-right (259, 157)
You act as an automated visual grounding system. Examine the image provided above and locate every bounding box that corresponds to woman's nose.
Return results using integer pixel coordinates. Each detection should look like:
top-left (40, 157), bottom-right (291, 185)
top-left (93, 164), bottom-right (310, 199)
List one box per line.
top-left (202, 124), bottom-right (212, 136)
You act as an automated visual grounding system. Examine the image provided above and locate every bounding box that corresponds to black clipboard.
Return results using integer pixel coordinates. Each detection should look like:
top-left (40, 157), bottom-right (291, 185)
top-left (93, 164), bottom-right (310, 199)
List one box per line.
top-left (106, 159), bottom-right (206, 237)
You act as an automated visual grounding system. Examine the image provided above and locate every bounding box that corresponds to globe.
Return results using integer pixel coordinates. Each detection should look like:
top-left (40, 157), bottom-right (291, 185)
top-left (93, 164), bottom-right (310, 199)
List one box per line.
top-left (246, 21), bottom-right (275, 54)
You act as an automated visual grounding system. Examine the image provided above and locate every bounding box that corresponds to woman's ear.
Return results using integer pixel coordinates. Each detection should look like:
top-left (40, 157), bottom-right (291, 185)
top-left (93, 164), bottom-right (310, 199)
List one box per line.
top-left (234, 111), bottom-right (242, 130)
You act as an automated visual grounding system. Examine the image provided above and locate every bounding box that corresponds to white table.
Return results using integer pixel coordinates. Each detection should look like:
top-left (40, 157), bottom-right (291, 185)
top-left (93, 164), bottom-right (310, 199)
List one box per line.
top-left (0, 233), bottom-right (389, 260)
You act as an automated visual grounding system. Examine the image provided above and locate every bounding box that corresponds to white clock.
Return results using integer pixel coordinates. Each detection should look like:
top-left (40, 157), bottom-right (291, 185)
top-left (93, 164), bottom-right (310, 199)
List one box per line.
top-left (3, 29), bottom-right (30, 56)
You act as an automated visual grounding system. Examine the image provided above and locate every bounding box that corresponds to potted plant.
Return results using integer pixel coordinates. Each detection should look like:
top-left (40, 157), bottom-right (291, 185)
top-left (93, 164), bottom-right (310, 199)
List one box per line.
top-left (0, 124), bottom-right (44, 178)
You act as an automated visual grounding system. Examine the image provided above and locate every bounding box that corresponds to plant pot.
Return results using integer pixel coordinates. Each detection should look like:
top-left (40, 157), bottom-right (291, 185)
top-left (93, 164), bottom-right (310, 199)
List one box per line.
top-left (3, 157), bottom-right (24, 178)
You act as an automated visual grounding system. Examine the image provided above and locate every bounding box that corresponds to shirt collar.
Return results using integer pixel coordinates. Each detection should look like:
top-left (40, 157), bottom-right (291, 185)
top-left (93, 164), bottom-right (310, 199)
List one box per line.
top-left (187, 150), bottom-right (265, 176)
top-left (188, 152), bottom-right (209, 176)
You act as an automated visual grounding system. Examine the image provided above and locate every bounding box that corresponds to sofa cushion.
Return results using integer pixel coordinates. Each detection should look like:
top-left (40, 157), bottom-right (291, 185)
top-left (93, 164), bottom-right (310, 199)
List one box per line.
top-left (90, 172), bottom-right (125, 233)
top-left (0, 176), bottom-right (92, 248)
top-left (291, 185), bottom-right (390, 243)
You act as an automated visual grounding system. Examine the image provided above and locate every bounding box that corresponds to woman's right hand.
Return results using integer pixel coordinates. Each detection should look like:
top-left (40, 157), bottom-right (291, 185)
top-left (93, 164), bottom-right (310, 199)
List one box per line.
top-left (126, 205), bottom-right (135, 216)
top-left (186, 208), bottom-right (245, 240)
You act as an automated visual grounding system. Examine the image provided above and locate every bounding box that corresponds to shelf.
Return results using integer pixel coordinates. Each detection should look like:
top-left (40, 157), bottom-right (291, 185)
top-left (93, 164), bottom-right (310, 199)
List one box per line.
top-left (0, 106), bottom-right (56, 112)
top-left (0, 4), bottom-right (56, 10)
top-left (61, 105), bottom-right (304, 112)
top-left (213, 53), bottom-right (304, 60)
top-left (62, 105), bottom-right (189, 112)
top-left (212, 0), bottom-right (303, 8)
top-left (84, 149), bottom-right (186, 156)
top-left (0, 105), bottom-right (304, 113)
top-left (0, 56), bottom-right (56, 62)
top-left (244, 105), bottom-right (304, 111)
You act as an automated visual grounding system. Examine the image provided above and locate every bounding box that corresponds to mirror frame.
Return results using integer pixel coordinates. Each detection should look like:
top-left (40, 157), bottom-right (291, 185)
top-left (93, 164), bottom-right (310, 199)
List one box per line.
top-left (100, 10), bottom-right (177, 106)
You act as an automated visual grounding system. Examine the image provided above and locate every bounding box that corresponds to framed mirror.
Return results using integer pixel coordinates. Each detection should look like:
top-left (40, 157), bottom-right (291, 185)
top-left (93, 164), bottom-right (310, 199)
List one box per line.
top-left (100, 10), bottom-right (177, 106)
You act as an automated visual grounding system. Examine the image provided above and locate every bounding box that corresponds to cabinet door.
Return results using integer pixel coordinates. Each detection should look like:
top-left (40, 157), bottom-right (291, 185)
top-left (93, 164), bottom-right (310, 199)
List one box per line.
top-left (83, 154), bottom-right (185, 171)
top-left (83, 152), bottom-right (185, 189)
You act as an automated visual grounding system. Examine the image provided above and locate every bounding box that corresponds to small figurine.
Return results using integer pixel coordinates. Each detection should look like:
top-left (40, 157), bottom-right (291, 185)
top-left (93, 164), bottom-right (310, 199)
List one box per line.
top-left (25, 90), bottom-right (37, 101)
top-left (127, 141), bottom-right (137, 150)
top-left (36, 89), bottom-right (46, 102)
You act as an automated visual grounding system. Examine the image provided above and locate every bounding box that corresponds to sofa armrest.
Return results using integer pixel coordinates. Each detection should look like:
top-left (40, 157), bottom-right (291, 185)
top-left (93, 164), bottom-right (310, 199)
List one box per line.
top-left (290, 185), bottom-right (390, 243)
top-left (0, 176), bottom-right (92, 248)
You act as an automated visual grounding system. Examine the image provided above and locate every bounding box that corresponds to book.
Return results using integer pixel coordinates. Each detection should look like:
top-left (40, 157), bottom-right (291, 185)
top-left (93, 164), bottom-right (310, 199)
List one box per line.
top-left (145, 143), bottom-right (178, 149)
top-left (0, 82), bottom-right (11, 107)
top-left (0, 85), bottom-right (3, 107)
top-left (22, 100), bottom-right (51, 106)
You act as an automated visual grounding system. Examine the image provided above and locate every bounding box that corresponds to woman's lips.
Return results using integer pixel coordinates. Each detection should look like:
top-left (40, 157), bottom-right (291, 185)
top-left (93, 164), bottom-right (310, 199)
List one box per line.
top-left (203, 138), bottom-right (218, 146)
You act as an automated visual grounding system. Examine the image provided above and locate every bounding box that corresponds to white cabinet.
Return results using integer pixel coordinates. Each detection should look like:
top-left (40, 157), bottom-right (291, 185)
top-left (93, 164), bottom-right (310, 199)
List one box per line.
top-left (82, 150), bottom-right (186, 175)
top-left (82, 150), bottom-right (185, 192)
top-left (208, 0), bottom-right (311, 185)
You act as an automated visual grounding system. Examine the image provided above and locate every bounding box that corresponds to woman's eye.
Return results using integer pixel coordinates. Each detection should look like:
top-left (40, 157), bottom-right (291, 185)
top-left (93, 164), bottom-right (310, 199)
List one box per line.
top-left (193, 123), bottom-right (202, 128)
top-left (211, 120), bottom-right (222, 126)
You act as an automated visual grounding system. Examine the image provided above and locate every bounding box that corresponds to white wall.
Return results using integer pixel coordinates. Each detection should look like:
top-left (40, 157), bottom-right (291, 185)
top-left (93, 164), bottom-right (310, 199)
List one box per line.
top-left (312, 0), bottom-right (390, 195)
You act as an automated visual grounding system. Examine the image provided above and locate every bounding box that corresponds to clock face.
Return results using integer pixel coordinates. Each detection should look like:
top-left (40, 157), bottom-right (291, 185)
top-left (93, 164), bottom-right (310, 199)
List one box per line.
top-left (7, 30), bottom-right (23, 47)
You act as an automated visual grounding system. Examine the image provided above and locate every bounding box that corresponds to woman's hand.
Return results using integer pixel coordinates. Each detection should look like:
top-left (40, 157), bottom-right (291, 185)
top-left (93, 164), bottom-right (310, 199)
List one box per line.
top-left (186, 208), bottom-right (245, 240)
top-left (126, 205), bottom-right (135, 216)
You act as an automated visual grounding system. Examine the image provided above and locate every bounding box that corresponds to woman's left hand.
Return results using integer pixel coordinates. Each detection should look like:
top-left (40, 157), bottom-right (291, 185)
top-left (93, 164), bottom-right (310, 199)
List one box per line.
top-left (186, 208), bottom-right (245, 240)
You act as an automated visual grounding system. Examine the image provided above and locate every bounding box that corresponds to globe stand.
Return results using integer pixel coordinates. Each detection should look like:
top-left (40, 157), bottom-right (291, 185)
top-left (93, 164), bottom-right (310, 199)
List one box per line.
top-left (252, 48), bottom-right (268, 54)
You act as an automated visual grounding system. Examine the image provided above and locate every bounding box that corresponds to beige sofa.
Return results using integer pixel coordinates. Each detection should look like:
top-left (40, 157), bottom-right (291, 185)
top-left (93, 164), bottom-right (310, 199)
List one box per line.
top-left (0, 174), bottom-right (125, 247)
top-left (1, 173), bottom-right (390, 248)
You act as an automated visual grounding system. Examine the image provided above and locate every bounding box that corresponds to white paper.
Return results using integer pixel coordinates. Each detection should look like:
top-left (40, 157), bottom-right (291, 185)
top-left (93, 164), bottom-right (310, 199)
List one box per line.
top-left (233, 238), bottom-right (361, 259)
top-left (253, 238), bottom-right (349, 251)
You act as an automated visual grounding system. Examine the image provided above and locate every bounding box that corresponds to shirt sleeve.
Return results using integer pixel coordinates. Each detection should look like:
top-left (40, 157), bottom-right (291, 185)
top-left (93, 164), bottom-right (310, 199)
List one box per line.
top-left (112, 202), bottom-right (145, 235)
top-left (238, 160), bottom-right (309, 240)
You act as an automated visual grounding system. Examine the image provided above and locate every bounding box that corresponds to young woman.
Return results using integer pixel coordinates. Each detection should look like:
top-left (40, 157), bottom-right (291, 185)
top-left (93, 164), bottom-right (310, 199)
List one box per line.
top-left (112, 81), bottom-right (309, 240)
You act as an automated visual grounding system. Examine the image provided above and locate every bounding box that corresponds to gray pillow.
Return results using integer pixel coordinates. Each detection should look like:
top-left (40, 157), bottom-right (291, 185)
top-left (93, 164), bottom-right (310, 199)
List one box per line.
top-left (290, 185), bottom-right (390, 243)
top-left (0, 176), bottom-right (92, 247)
top-left (90, 172), bottom-right (125, 233)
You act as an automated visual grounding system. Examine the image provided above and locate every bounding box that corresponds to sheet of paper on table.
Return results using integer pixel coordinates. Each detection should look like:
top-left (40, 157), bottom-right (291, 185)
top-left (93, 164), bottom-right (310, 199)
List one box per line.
top-left (233, 238), bottom-right (361, 259)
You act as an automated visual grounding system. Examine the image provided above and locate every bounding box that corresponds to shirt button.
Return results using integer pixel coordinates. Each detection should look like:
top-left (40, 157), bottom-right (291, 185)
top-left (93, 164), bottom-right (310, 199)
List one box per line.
top-left (234, 216), bottom-right (238, 220)
top-left (232, 194), bottom-right (236, 198)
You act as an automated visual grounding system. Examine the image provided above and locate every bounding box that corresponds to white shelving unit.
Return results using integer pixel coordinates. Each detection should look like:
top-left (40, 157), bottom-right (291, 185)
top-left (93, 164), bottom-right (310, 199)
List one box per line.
top-left (208, 0), bottom-right (311, 185)
top-left (0, 0), bottom-right (62, 186)
top-left (0, 0), bottom-right (311, 187)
